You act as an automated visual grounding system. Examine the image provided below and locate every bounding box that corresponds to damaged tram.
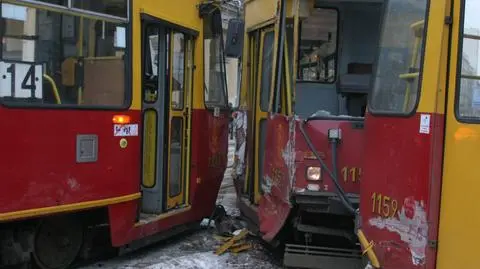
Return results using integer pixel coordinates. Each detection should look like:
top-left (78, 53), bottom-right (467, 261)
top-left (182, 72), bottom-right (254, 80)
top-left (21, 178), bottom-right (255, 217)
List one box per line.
top-left (226, 0), bottom-right (383, 267)
top-left (358, 0), bottom-right (480, 268)
top-left (0, 0), bottom-right (229, 268)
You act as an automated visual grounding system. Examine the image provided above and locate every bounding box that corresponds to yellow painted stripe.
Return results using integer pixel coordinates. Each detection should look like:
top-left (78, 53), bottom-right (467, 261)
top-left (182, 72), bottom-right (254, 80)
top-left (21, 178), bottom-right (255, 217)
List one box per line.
top-left (134, 206), bottom-right (191, 227)
top-left (0, 193), bottom-right (141, 222)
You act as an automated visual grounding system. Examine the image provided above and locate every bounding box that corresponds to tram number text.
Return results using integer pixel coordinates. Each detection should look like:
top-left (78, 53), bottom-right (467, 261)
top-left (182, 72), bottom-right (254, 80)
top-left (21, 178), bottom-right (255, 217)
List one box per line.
top-left (341, 166), bottom-right (362, 183)
top-left (371, 192), bottom-right (398, 218)
top-left (271, 167), bottom-right (284, 184)
top-left (0, 61), bottom-right (43, 99)
top-left (208, 153), bottom-right (223, 167)
top-left (114, 124), bottom-right (138, 137)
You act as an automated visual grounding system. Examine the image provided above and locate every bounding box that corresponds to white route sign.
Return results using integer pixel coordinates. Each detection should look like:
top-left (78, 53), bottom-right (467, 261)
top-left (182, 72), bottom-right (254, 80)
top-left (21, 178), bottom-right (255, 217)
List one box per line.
top-left (0, 61), bottom-right (43, 99)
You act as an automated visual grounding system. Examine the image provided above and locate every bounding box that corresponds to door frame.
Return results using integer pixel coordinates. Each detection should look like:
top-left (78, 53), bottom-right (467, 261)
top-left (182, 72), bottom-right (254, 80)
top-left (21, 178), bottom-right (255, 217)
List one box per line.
top-left (139, 13), bottom-right (198, 214)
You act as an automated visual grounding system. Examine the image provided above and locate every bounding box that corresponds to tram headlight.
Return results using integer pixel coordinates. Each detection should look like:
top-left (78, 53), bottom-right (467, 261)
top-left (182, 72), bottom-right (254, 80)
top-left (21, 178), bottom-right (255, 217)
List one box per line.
top-left (306, 166), bottom-right (321, 181)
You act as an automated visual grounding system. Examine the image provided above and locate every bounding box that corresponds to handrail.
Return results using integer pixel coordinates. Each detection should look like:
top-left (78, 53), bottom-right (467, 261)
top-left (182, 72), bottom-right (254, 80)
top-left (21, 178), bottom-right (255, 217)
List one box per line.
top-left (410, 20), bottom-right (424, 38)
top-left (399, 72), bottom-right (420, 80)
top-left (42, 74), bottom-right (61, 104)
top-left (357, 229), bottom-right (380, 268)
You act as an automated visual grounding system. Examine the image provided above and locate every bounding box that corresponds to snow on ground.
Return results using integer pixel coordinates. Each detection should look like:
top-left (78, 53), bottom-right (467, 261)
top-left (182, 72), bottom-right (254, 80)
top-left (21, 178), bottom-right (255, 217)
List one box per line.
top-left (80, 140), bottom-right (282, 269)
top-left (81, 229), bottom-right (280, 269)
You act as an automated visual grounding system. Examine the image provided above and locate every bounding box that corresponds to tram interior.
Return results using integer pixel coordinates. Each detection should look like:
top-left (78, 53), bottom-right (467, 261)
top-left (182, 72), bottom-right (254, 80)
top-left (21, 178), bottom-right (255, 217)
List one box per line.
top-left (0, 2), bottom-right (127, 106)
top-left (295, 0), bottom-right (384, 118)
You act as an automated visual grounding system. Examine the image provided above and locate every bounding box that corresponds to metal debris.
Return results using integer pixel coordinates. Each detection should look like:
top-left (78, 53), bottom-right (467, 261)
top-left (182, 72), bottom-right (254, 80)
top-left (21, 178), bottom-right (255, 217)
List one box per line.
top-left (214, 228), bottom-right (251, 255)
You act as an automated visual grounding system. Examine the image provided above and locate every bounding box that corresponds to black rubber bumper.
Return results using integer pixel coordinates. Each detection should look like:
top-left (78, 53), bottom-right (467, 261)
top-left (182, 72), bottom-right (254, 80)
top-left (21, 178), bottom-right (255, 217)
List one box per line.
top-left (293, 191), bottom-right (360, 216)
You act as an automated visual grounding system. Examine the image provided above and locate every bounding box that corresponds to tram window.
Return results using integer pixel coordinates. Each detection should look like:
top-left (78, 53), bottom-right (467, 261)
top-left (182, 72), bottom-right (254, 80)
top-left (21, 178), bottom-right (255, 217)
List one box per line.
top-left (143, 26), bottom-right (160, 103)
top-left (457, 0), bottom-right (480, 120)
top-left (169, 117), bottom-right (183, 197)
top-left (171, 32), bottom-right (185, 110)
top-left (260, 31), bottom-right (274, 112)
top-left (203, 9), bottom-right (228, 108)
top-left (0, 3), bottom-right (129, 107)
top-left (298, 8), bottom-right (338, 83)
top-left (369, 0), bottom-right (428, 114)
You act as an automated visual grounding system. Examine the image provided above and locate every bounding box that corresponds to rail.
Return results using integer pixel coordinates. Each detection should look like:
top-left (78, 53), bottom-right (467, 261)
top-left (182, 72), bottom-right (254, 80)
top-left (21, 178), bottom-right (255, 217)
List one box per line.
top-left (43, 74), bottom-right (61, 104)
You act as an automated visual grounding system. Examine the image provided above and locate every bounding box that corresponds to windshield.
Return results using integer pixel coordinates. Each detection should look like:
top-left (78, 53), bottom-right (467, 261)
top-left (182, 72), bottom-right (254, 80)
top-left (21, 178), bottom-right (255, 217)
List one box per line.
top-left (0, 0), bottom-right (129, 107)
top-left (369, 0), bottom-right (429, 114)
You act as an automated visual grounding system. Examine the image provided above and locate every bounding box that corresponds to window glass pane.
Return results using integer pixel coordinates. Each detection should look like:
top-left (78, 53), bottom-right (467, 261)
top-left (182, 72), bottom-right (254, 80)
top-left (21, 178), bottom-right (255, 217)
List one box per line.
top-left (0, 3), bottom-right (128, 107)
top-left (203, 10), bottom-right (227, 108)
top-left (260, 31), bottom-right (274, 111)
top-left (171, 32), bottom-right (185, 110)
top-left (298, 8), bottom-right (338, 82)
top-left (286, 20), bottom-right (294, 91)
top-left (143, 26), bottom-right (159, 103)
top-left (72, 0), bottom-right (128, 18)
top-left (169, 117), bottom-right (183, 197)
top-left (370, 0), bottom-right (428, 114)
top-left (457, 0), bottom-right (480, 119)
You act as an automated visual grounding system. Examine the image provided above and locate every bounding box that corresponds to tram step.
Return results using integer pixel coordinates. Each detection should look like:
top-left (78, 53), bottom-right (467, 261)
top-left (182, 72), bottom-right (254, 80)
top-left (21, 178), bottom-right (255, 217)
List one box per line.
top-left (284, 243), bottom-right (363, 269)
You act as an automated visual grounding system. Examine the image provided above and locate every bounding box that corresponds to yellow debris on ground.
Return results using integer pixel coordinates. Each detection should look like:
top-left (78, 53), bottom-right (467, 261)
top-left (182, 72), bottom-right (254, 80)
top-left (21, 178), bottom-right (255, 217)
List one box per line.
top-left (214, 228), bottom-right (252, 255)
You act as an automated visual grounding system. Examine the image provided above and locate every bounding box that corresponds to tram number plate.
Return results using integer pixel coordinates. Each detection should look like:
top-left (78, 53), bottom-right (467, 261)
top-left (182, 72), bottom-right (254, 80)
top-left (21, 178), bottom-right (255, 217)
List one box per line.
top-left (114, 124), bottom-right (138, 137)
top-left (0, 61), bottom-right (43, 99)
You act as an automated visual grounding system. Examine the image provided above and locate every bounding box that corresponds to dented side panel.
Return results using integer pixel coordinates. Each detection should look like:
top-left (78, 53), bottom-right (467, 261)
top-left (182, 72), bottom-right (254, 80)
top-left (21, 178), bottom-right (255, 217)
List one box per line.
top-left (258, 114), bottom-right (294, 241)
top-left (232, 110), bottom-right (249, 195)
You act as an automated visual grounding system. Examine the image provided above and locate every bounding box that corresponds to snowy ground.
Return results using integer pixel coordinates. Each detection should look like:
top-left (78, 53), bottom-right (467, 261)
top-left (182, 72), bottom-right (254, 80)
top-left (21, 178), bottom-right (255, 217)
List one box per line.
top-left (80, 140), bottom-right (282, 269)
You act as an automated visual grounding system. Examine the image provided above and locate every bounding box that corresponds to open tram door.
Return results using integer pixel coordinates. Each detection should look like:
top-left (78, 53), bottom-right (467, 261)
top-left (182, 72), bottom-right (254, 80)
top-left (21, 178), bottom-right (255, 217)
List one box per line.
top-left (139, 15), bottom-right (196, 215)
top-left (226, 0), bottom-right (296, 242)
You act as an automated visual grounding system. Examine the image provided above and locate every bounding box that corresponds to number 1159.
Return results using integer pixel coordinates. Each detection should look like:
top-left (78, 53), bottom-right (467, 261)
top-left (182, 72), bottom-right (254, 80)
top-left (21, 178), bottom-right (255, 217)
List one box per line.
top-left (371, 192), bottom-right (398, 218)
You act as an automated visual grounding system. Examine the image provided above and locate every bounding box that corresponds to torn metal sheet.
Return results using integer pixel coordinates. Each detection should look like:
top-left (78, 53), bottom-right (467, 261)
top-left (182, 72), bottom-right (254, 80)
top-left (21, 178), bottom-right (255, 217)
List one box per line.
top-left (232, 111), bottom-right (247, 178)
top-left (259, 115), bottom-right (294, 242)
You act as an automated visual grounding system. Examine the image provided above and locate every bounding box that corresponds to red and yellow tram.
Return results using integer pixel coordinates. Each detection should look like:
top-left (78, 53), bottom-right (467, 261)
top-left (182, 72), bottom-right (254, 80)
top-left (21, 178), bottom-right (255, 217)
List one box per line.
top-left (227, 0), bottom-right (380, 267)
top-left (0, 0), bottom-right (230, 268)
top-left (359, 0), bottom-right (480, 268)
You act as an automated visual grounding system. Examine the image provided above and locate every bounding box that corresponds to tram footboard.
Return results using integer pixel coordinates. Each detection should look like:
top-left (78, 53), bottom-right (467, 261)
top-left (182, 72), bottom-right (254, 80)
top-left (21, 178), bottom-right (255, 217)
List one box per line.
top-left (283, 244), bottom-right (364, 269)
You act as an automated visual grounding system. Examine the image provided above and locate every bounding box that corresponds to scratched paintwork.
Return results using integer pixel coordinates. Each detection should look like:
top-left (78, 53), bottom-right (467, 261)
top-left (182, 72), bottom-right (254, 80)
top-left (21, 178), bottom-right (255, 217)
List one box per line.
top-left (369, 198), bottom-right (428, 266)
top-left (259, 115), bottom-right (292, 241)
top-left (245, 113), bottom-right (366, 242)
top-left (359, 113), bottom-right (445, 269)
top-left (232, 107), bottom-right (366, 241)
top-left (293, 118), bottom-right (365, 194)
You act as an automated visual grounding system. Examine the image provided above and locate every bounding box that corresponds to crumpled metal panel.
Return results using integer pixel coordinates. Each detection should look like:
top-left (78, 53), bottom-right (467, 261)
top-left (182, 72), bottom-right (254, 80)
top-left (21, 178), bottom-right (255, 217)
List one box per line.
top-left (258, 114), bottom-right (296, 241)
top-left (231, 111), bottom-right (248, 196)
top-left (232, 111), bottom-right (247, 179)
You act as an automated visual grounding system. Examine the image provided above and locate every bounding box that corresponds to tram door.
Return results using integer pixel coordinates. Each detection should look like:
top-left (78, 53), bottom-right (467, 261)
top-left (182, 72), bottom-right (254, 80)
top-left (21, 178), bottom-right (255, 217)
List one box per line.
top-left (243, 27), bottom-right (276, 204)
top-left (140, 15), bottom-right (194, 214)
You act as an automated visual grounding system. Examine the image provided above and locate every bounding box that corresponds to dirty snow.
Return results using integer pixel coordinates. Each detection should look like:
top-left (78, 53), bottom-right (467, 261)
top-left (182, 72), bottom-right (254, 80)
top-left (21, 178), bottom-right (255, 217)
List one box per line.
top-left (79, 140), bottom-right (281, 269)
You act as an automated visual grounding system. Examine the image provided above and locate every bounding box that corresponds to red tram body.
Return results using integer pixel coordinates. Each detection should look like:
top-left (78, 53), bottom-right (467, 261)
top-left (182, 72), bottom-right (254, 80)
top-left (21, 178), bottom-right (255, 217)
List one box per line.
top-left (0, 0), bottom-right (230, 268)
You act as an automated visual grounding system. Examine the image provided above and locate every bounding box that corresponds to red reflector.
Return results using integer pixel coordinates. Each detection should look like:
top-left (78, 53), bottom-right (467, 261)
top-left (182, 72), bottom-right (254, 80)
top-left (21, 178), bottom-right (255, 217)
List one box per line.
top-left (113, 115), bottom-right (131, 124)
